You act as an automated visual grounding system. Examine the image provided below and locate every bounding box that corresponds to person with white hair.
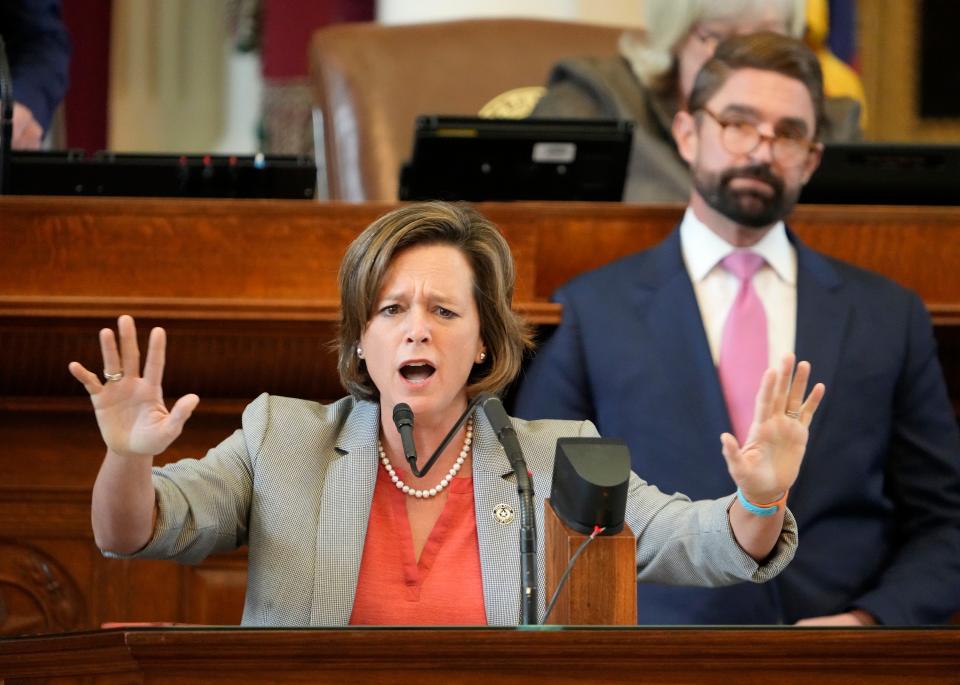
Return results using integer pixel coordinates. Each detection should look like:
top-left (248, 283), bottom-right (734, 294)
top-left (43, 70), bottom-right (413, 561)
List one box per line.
top-left (531, 0), bottom-right (861, 202)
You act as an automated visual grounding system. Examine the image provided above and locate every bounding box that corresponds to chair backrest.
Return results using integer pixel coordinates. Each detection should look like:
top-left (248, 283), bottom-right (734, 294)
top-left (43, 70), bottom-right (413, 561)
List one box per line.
top-left (309, 18), bottom-right (622, 201)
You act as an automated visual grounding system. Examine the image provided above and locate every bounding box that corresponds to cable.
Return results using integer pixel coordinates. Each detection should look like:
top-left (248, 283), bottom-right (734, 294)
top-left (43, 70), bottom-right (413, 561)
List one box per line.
top-left (541, 525), bottom-right (606, 624)
top-left (407, 394), bottom-right (485, 477)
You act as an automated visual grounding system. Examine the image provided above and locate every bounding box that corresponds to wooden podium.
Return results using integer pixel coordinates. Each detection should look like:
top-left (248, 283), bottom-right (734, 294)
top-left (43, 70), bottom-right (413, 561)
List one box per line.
top-left (544, 503), bottom-right (637, 625)
top-left (1, 627), bottom-right (958, 684)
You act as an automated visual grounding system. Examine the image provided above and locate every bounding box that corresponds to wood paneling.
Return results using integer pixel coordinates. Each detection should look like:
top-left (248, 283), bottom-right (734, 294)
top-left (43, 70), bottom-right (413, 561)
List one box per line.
top-left (3, 198), bottom-right (959, 402)
top-left (544, 503), bottom-right (637, 625)
top-left (1, 197), bottom-right (958, 635)
top-left (1, 628), bottom-right (958, 684)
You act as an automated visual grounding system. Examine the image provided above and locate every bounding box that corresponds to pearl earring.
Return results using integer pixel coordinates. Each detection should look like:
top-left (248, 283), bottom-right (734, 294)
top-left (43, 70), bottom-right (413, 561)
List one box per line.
top-left (357, 346), bottom-right (364, 359)
top-left (478, 351), bottom-right (486, 362)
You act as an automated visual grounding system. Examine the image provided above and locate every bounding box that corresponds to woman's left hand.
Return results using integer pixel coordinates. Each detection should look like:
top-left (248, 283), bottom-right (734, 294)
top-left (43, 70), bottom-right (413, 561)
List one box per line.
top-left (721, 354), bottom-right (825, 504)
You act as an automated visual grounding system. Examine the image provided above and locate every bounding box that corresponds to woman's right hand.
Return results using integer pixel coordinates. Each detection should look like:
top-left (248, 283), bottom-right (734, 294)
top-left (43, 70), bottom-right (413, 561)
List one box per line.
top-left (68, 315), bottom-right (199, 458)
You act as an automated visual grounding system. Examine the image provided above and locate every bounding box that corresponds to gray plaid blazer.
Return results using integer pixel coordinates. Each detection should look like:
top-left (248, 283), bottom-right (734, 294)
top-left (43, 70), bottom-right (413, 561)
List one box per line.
top-left (118, 394), bottom-right (797, 625)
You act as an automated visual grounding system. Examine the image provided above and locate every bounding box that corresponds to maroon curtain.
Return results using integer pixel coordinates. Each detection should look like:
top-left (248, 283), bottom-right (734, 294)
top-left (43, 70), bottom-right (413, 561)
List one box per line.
top-left (261, 0), bottom-right (373, 79)
top-left (259, 0), bottom-right (373, 154)
top-left (61, 0), bottom-right (111, 152)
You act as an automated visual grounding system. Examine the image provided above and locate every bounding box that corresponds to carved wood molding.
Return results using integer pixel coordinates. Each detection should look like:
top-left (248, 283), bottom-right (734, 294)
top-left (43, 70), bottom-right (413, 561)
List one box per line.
top-left (0, 541), bottom-right (86, 635)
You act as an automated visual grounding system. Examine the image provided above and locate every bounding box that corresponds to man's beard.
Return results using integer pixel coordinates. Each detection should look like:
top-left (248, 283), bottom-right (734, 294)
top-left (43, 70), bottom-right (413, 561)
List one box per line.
top-left (693, 163), bottom-right (800, 228)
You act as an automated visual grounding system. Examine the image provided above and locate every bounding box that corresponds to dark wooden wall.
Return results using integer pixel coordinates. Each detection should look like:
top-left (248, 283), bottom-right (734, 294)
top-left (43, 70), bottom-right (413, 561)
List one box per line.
top-left (2, 197), bottom-right (958, 634)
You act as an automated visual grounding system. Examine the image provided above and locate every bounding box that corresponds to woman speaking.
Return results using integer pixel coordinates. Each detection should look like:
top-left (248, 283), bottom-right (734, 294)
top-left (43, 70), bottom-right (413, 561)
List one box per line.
top-left (68, 202), bottom-right (823, 626)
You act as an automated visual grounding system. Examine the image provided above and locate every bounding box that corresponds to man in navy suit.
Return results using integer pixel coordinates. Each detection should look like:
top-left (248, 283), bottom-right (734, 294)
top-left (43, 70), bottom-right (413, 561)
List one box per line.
top-left (515, 32), bottom-right (960, 626)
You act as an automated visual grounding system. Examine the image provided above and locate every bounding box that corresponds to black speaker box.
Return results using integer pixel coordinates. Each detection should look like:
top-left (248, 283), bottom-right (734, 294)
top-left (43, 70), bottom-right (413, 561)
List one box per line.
top-left (550, 437), bottom-right (630, 535)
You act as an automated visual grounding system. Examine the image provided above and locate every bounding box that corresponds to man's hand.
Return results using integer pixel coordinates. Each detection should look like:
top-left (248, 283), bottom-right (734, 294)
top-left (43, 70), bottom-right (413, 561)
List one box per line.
top-left (795, 609), bottom-right (877, 626)
top-left (13, 102), bottom-right (43, 149)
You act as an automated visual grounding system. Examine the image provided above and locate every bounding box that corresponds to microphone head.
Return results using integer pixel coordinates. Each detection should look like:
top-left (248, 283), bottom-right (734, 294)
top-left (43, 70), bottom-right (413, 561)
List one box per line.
top-left (392, 402), bottom-right (414, 429)
top-left (476, 393), bottom-right (509, 429)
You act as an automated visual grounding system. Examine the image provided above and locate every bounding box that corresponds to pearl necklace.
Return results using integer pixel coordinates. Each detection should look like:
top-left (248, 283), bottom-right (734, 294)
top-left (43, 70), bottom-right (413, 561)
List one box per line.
top-left (378, 416), bottom-right (473, 499)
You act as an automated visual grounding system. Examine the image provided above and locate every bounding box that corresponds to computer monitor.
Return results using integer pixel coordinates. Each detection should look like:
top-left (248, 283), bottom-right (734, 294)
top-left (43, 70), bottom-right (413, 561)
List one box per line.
top-left (399, 116), bottom-right (633, 202)
top-left (9, 151), bottom-right (317, 199)
top-left (800, 142), bottom-right (960, 205)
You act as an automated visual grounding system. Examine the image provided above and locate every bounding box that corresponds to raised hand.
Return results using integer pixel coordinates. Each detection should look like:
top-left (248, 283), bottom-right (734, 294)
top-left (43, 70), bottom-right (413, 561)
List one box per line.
top-left (68, 315), bottom-right (199, 458)
top-left (720, 354), bottom-right (825, 504)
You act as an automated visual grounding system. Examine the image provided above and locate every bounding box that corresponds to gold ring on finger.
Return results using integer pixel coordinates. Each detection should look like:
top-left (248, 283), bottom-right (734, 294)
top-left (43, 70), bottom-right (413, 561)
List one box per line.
top-left (103, 370), bottom-right (124, 383)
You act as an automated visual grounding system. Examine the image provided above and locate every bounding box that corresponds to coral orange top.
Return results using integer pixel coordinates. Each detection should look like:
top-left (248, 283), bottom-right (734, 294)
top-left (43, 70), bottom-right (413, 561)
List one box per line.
top-left (349, 465), bottom-right (487, 625)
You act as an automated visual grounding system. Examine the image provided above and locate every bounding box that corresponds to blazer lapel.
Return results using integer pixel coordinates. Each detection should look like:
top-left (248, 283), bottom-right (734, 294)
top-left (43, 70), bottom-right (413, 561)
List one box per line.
top-left (470, 412), bottom-right (525, 626)
top-left (311, 400), bottom-right (379, 626)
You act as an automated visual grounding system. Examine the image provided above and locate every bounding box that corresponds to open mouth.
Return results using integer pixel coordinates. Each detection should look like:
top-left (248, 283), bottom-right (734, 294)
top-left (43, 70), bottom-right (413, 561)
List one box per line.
top-left (399, 362), bottom-right (436, 382)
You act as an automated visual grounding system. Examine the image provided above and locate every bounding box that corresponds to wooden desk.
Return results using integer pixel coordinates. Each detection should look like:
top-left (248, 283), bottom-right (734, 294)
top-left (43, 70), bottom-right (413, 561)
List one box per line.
top-left (1, 197), bottom-right (958, 634)
top-left (1, 627), bottom-right (958, 684)
top-left (2, 197), bottom-right (958, 403)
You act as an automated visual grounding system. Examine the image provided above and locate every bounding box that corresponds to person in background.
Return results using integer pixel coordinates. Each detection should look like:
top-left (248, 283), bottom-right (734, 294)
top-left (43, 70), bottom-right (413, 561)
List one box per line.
top-left (0, 0), bottom-right (71, 149)
top-left (68, 201), bottom-right (822, 626)
top-left (516, 32), bottom-right (960, 625)
top-left (530, 0), bottom-right (860, 202)
top-left (804, 0), bottom-right (867, 128)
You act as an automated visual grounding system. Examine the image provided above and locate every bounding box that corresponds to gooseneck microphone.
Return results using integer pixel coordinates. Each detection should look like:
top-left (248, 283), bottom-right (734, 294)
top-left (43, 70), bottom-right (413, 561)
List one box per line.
top-left (391, 399), bottom-right (477, 478)
top-left (392, 403), bottom-right (418, 472)
top-left (477, 393), bottom-right (539, 625)
top-left (389, 395), bottom-right (538, 623)
top-left (478, 394), bottom-right (524, 466)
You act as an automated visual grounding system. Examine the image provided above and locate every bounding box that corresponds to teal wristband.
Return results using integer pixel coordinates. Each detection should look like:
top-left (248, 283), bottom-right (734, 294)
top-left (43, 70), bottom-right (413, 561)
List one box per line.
top-left (736, 487), bottom-right (781, 517)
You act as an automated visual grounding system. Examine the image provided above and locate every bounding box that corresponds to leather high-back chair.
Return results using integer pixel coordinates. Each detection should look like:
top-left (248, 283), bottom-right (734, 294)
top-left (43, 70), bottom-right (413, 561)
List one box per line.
top-left (310, 19), bottom-right (622, 201)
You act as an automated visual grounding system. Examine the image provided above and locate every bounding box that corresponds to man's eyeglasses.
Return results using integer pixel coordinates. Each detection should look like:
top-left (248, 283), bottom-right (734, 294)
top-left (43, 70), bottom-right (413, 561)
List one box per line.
top-left (698, 108), bottom-right (818, 167)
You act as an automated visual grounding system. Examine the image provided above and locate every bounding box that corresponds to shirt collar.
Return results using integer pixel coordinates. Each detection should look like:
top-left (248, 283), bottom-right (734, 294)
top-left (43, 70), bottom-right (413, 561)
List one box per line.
top-left (679, 207), bottom-right (795, 284)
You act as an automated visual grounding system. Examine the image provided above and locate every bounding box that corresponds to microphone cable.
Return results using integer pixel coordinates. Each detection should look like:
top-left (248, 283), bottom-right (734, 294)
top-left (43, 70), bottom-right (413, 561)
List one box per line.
top-left (397, 394), bottom-right (486, 478)
top-left (541, 525), bottom-right (606, 624)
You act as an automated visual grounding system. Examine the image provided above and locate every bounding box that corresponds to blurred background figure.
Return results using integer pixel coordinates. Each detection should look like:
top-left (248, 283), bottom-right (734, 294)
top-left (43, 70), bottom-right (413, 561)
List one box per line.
top-left (0, 0), bottom-right (71, 149)
top-left (258, 0), bottom-right (373, 155)
top-left (530, 0), bottom-right (862, 202)
top-left (804, 0), bottom-right (867, 128)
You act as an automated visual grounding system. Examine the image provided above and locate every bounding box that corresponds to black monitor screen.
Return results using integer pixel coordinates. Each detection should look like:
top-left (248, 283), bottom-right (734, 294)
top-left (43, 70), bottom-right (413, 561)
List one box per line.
top-left (800, 143), bottom-right (960, 205)
top-left (399, 116), bottom-right (633, 202)
top-left (9, 151), bottom-right (316, 199)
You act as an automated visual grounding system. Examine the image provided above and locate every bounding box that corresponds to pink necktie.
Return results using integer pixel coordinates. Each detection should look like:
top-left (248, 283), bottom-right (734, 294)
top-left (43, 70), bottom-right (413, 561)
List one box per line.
top-left (718, 251), bottom-right (768, 445)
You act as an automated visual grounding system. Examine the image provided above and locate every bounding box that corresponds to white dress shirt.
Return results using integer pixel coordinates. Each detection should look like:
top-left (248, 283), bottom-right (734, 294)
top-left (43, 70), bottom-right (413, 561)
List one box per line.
top-left (679, 208), bottom-right (797, 369)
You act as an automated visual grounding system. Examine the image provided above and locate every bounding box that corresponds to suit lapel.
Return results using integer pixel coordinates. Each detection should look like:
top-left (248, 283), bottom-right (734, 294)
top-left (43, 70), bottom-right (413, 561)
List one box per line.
top-left (632, 232), bottom-right (733, 486)
top-left (311, 400), bottom-right (379, 626)
top-left (638, 240), bottom-right (731, 436)
top-left (792, 232), bottom-right (848, 492)
top-left (644, 229), bottom-right (850, 447)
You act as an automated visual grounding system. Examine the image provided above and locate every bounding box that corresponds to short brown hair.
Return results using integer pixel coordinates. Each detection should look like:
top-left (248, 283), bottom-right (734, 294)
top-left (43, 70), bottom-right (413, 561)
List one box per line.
top-left (687, 31), bottom-right (826, 138)
top-left (337, 202), bottom-right (533, 401)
